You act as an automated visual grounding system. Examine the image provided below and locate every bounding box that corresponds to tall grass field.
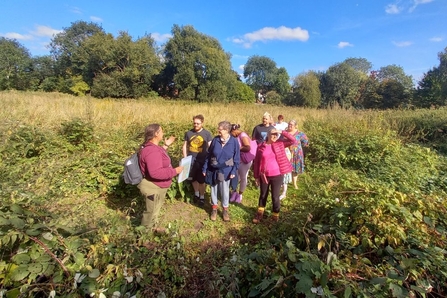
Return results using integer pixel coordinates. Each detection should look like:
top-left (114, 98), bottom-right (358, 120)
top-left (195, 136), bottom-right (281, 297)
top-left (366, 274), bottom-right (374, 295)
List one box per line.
top-left (1, 90), bottom-right (447, 297)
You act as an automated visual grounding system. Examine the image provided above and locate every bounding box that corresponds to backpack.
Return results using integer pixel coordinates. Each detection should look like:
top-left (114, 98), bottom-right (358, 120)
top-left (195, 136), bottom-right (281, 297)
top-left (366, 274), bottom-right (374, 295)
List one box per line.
top-left (123, 151), bottom-right (143, 185)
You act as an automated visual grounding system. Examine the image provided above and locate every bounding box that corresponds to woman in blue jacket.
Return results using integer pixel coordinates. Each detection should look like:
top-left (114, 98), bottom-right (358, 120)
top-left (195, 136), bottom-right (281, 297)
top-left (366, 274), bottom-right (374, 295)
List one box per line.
top-left (202, 121), bottom-right (240, 222)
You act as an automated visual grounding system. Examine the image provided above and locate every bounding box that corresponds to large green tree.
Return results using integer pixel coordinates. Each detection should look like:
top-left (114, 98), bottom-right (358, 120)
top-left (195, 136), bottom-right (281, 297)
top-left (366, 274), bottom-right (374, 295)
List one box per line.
top-left (73, 31), bottom-right (161, 98)
top-left (415, 47), bottom-right (447, 107)
top-left (320, 62), bottom-right (366, 108)
top-left (377, 64), bottom-right (414, 91)
top-left (243, 55), bottom-right (278, 94)
top-left (286, 71), bottom-right (321, 107)
top-left (163, 25), bottom-right (236, 102)
top-left (49, 21), bottom-right (104, 79)
top-left (0, 37), bottom-right (32, 90)
top-left (343, 57), bottom-right (372, 74)
top-left (273, 67), bottom-right (291, 97)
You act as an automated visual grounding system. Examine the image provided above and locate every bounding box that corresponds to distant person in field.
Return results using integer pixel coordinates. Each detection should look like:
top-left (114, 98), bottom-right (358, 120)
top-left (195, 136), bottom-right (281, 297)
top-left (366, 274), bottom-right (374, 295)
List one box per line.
top-left (138, 124), bottom-right (183, 230)
top-left (252, 112), bottom-right (274, 144)
top-left (229, 123), bottom-right (257, 204)
top-left (182, 114), bottom-right (213, 206)
top-left (274, 114), bottom-right (288, 131)
top-left (287, 119), bottom-right (309, 189)
top-left (252, 128), bottom-right (297, 224)
top-left (202, 121), bottom-right (240, 222)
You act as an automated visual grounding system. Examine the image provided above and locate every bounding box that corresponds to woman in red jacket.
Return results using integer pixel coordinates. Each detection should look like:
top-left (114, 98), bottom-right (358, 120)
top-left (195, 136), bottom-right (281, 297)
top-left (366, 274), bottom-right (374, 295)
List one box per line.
top-left (138, 124), bottom-right (183, 229)
top-left (252, 128), bottom-right (297, 223)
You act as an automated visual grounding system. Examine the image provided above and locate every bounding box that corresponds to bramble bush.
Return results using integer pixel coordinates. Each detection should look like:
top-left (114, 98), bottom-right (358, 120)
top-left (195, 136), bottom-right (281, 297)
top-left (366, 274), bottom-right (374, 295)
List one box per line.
top-left (1, 99), bottom-right (447, 297)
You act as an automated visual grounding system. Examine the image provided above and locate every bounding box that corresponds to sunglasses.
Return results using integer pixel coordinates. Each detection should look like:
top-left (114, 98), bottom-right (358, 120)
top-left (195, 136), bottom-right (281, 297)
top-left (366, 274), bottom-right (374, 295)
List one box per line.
top-left (193, 122), bottom-right (202, 125)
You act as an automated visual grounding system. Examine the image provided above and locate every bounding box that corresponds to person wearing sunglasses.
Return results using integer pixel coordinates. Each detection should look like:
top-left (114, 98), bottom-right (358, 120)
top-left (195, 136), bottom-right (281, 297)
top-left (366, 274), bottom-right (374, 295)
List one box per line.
top-left (182, 114), bottom-right (213, 206)
top-left (252, 128), bottom-right (297, 223)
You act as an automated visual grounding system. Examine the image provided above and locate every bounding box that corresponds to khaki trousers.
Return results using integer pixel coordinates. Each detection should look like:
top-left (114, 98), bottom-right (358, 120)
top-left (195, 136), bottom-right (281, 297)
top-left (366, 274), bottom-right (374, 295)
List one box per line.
top-left (137, 179), bottom-right (168, 228)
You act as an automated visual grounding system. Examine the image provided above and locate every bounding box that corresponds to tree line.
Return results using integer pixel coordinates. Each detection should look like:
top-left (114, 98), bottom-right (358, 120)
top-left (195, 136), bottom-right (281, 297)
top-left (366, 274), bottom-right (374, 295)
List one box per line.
top-left (0, 20), bottom-right (446, 109)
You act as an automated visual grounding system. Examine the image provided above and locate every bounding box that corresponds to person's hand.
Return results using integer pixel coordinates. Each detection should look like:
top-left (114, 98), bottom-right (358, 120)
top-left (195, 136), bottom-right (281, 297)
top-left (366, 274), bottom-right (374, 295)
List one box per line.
top-left (165, 136), bottom-right (176, 147)
top-left (255, 178), bottom-right (260, 186)
top-left (175, 166), bottom-right (184, 174)
top-left (271, 128), bottom-right (281, 135)
top-left (202, 172), bottom-right (206, 176)
top-left (230, 174), bottom-right (235, 179)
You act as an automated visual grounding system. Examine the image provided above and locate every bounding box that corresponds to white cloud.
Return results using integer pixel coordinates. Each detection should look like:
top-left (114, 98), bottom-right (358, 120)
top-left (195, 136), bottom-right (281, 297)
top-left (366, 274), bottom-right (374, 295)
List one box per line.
top-left (1, 32), bottom-right (33, 40)
top-left (409, 0), bottom-right (433, 12)
top-left (32, 25), bottom-right (62, 37)
top-left (392, 40), bottom-right (413, 47)
top-left (71, 6), bottom-right (82, 14)
top-left (232, 26), bottom-right (309, 48)
top-left (90, 16), bottom-right (103, 22)
top-left (232, 54), bottom-right (249, 60)
top-left (429, 37), bottom-right (443, 42)
top-left (337, 41), bottom-right (353, 48)
top-left (238, 64), bottom-right (245, 71)
top-left (151, 32), bottom-right (172, 43)
top-left (385, 4), bottom-right (401, 14)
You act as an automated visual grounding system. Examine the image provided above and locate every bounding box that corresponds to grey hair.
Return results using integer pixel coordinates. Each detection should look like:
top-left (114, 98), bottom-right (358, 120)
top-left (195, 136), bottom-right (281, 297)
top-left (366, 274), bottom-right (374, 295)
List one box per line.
top-left (218, 121), bottom-right (232, 131)
top-left (289, 119), bottom-right (297, 126)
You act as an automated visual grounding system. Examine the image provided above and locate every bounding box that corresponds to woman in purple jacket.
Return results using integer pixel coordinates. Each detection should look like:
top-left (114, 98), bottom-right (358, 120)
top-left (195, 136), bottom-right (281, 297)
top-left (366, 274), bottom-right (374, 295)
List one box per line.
top-left (252, 128), bottom-right (297, 223)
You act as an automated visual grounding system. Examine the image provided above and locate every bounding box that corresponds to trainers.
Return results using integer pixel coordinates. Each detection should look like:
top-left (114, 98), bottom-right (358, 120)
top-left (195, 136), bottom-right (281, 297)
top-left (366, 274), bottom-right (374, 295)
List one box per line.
top-left (223, 209), bottom-right (230, 222)
top-left (230, 191), bottom-right (238, 202)
top-left (193, 195), bottom-right (200, 204)
top-left (252, 210), bottom-right (264, 224)
top-left (198, 199), bottom-right (205, 206)
top-left (210, 209), bottom-right (217, 221)
top-left (235, 193), bottom-right (242, 204)
top-left (279, 194), bottom-right (286, 200)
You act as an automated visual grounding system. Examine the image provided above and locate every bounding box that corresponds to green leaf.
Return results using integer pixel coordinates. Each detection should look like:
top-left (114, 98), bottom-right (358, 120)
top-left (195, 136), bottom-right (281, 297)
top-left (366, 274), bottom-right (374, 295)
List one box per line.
top-left (25, 228), bottom-right (42, 236)
top-left (89, 268), bottom-right (100, 278)
top-left (370, 277), bottom-right (386, 285)
top-left (0, 217), bottom-right (10, 226)
top-left (9, 217), bottom-right (26, 229)
top-left (28, 263), bottom-right (43, 274)
top-left (10, 264), bottom-right (30, 281)
top-left (344, 286), bottom-right (352, 298)
top-left (12, 253), bottom-right (31, 264)
top-left (10, 204), bottom-right (24, 215)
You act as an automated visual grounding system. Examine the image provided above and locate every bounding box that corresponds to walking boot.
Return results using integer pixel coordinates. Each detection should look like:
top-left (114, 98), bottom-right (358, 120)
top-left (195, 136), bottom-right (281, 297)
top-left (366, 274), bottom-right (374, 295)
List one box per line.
top-left (252, 208), bottom-right (264, 224)
top-left (223, 208), bottom-right (230, 222)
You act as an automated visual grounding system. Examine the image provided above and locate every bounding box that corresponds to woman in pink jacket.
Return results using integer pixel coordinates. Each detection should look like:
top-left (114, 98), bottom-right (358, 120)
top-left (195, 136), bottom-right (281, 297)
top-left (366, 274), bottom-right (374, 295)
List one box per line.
top-left (252, 128), bottom-right (297, 223)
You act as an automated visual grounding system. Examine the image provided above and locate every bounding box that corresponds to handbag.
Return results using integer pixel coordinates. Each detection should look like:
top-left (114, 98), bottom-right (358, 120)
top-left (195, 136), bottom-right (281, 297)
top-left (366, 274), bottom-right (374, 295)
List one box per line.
top-left (240, 139), bottom-right (257, 164)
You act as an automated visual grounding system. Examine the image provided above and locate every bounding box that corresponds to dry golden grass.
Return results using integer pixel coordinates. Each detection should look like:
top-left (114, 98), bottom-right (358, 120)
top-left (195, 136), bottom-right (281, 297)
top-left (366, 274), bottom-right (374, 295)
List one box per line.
top-left (0, 90), bottom-right (378, 134)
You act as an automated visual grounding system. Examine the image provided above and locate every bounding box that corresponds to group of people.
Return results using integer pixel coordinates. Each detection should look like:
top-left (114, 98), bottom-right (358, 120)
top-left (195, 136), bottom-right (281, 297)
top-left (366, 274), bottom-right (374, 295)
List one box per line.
top-left (136, 112), bottom-right (308, 230)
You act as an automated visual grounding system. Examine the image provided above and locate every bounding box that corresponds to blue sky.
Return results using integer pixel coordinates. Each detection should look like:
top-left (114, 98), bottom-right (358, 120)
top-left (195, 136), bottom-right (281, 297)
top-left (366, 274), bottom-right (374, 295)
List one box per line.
top-left (1, 0), bottom-right (446, 83)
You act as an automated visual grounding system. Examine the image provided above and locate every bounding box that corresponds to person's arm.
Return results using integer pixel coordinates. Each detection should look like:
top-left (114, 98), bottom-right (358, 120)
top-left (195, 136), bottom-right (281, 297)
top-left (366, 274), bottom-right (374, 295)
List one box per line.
top-left (280, 130), bottom-right (298, 147)
top-left (162, 136), bottom-right (175, 150)
top-left (252, 126), bottom-right (257, 142)
top-left (240, 133), bottom-right (251, 152)
top-left (231, 139), bottom-right (240, 177)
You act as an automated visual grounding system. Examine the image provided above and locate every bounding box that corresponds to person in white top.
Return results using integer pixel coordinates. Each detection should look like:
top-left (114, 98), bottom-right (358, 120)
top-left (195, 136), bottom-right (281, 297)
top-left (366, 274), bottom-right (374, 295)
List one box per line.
top-left (274, 115), bottom-right (288, 131)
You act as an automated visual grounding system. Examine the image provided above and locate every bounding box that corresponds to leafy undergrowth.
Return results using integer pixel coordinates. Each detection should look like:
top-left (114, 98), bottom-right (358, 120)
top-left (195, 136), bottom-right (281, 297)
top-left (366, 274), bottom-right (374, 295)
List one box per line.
top-left (1, 114), bottom-right (447, 297)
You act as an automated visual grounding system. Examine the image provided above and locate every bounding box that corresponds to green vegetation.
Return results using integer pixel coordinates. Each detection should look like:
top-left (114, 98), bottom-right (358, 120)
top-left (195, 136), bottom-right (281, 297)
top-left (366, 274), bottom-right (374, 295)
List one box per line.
top-left (1, 92), bottom-right (447, 297)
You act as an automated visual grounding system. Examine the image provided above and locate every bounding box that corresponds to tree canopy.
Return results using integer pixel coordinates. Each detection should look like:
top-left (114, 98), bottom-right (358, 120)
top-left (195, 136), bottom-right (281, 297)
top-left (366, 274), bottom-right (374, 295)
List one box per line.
top-left (163, 25), bottom-right (236, 102)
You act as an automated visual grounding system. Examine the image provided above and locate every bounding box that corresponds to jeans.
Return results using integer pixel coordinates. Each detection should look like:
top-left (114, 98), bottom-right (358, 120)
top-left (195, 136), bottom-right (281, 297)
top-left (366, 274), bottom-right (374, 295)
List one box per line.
top-left (210, 179), bottom-right (231, 208)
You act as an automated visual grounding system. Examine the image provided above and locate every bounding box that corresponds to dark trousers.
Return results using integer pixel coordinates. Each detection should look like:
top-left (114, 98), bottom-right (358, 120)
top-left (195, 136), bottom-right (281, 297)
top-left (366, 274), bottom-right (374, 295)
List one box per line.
top-left (258, 174), bottom-right (283, 213)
